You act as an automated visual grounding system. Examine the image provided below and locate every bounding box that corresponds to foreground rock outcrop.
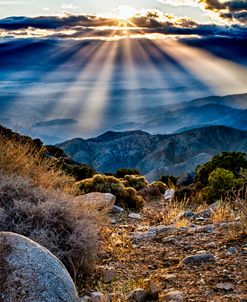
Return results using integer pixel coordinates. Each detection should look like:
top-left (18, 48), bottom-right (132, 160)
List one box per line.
top-left (0, 232), bottom-right (79, 302)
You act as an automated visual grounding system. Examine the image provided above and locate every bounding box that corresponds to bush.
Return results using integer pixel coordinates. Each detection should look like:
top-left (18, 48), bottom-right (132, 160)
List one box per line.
top-left (0, 173), bottom-right (101, 281)
top-left (140, 181), bottom-right (167, 200)
top-left (204, 168), bottom-right (237, 202)
top-left (160, 175), bottom-right (178, 187)
top-left (123, 175), bottom-right (148, 191)
top-left (115, 168), bottom-right (140, 178)
top-left (77, 174), bottom-right (144, 210)
top-left (196, 152), bottom-right (247, 186)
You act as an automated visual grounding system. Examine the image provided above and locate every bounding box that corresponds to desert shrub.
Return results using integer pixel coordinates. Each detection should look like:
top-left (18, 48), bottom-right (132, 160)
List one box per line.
top-left (0, 134), bottom-right (74, 193)
top-left (45, 144), bottom-right (67, 158)
top-left (0, 173), bottom-right (101, 281)
top-left (61, 162), bottom-right (96, 181)
top-left (203, 168), bottom-right (238, 202)
top-left (140, 181), bottom-right (168, 200)
top-left (115, 168), bottom-right (140, 178)
top-left (196, 152), bottom-right (247, 186)
top-left (152, 181), bottom-right (167, 194)
top-left (123, 175), bottom-right (148, 191)
top-left (77, 174), bottom-right (144, 209)
top-left (160, 175), bottom-right (178, 187)
top-left (174, 185), bottom-right (195, 202)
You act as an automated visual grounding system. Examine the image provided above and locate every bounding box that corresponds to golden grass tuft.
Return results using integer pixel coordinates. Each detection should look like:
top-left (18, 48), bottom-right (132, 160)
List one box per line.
top-left (0, 134), bottom-right (74, 193)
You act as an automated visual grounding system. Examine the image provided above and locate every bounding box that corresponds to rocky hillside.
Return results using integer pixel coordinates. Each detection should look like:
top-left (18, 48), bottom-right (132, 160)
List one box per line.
top-left (57, 126), bottom-right (247, 180)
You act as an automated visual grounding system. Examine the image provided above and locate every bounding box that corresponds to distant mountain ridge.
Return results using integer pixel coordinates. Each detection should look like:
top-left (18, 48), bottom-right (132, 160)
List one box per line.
top-left (57, 125), bottom-right (247, 180)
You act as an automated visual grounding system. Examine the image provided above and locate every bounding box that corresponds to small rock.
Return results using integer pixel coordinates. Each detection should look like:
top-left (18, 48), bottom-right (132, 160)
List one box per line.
top-left (163, 290), bottom-right (184, 301)
top-left (164, 189), bottom-right (175, 201)
top-left (227, 247), bottom-right (238, 255)
top-left (80, 296), bottom-right (91, 302)
top-left (176, 211), bottom-right (199, 221)
top-left (206, 242), bottom-right (217, 249)
top-left (162, 236), bottom-right (177, 244)
top-left (111, 218), bottom-right (117, 224)
top-left (198, 208), bottom-right (213, 218)
top-left (99, 266), bottom-right (116, 283)
top-left (182, 253), bottom-right (215, 266)
top-left (91, 292), bottom-right (112, 302)
top-left (161, 274), bottom-right (177, 282)
top-left (128, 213), bottom-right (142, 220)
top-left (157, 225), bottom-right (176, 235)
top-left (112, 205), bottom-right (125, 213)
top-left (195, 224), bottom-right (215, 233)
top-left (126, 288), bottom-right (147, 302)
top-left (216, 283), bottom-right (235, 291)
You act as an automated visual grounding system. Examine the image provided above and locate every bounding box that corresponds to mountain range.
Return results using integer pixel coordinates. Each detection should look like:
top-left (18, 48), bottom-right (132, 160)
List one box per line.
top-left (58, 125), bottom-right (247, 181)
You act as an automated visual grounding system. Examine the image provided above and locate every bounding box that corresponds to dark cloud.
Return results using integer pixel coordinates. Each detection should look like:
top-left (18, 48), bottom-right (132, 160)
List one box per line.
top-left (0, 15), bottom-right (118, 30)
top-left (202, 0), bottom-right (247, 23)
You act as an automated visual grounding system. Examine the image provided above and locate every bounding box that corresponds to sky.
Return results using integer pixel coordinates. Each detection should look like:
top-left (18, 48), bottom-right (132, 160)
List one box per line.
top-left (0, 0), bottom-right (211, 23)
top-left (0, 1), bottom-right (247, 143)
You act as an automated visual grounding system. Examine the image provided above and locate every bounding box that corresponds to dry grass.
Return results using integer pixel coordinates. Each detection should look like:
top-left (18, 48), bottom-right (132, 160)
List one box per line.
top-left (159, 199), bottom-right (188, 225)
top-left (212, 201), bottom-right (236, 224)
top-left (0, 172), bottom-right (102, 282)
top-left (0, 134), bottom-right (74, 193)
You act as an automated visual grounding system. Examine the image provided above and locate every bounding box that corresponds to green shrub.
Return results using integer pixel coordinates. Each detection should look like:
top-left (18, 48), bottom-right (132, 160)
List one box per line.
top-left (159, 175), bottom-right (178, 187)
top-left (204, 168), bottom-right (237, 202)
top-left (196, 152), bottom-right (247, 186)
top-left (77, 174), bottom-right (144, 210)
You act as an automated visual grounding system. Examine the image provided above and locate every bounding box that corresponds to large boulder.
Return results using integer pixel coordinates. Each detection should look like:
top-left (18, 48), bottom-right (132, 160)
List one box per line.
top-left (74, 192), bottom-right (116, 212)
top-left (0, 232), bottom-right (79, 302)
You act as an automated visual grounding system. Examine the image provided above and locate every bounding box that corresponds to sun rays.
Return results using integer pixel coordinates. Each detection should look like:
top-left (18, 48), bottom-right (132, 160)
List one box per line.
top-left (1, 23), bottom-right (247, 140)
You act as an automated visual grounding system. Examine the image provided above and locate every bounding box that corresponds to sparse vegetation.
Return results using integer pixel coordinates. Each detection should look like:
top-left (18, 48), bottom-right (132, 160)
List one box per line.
top-left (77, 174), bottom-right (144, 210)
top-left (0, 173), bottom-right (101, 281)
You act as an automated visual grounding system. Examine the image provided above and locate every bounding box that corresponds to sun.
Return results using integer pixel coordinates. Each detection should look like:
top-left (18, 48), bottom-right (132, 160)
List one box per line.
top-left (117, 5), bottom-right (136, 21)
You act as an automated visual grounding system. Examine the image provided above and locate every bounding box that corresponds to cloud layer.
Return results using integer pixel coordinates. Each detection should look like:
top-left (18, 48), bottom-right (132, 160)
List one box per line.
top-left (0, 7), bottom-right (246, 40)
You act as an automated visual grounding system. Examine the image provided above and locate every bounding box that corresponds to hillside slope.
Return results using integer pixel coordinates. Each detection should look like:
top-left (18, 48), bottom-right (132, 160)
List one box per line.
top-left (58, 126), bottom-right (247, 180)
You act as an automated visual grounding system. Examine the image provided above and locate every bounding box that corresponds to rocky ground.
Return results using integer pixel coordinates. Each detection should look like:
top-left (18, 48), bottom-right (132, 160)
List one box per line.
top-left (81, 198), bottom-right (247, 302)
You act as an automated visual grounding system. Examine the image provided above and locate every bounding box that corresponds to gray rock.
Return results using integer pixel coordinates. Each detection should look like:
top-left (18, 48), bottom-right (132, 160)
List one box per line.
top-left (195, 224), bottom-right (215, 233)
top-left (126, 288), bottom-right (147, 302)
top-left (157, 225), bottom-right (177, 235)
top-left (98, 266), bottom-right (116, 283)
top-left (80, 296), bottom-right (91, 302)
top-left (0, 232), bottom-right (79, 302)
top-left (164, 189), bottom-right (175, 201)
top-left (198, 208), bottom-right (213, 218)
top-left (112, 205), bottom-right (125, 213)
top-left (176, 211), bottom-right (199, 221)
top-left (132, 229), bottom-right (157, 241)
top-left (216, 283), bottom-right (235, 291)
top-left (182, 253), bottom-right (215, 266)
top-left (163, 290), bottom-right (184, 301)
top-left (227, 247), bottom-right (238, 255)
top-left (90, 292), bottom-right (112, 302)
top-left (128, 213), bottom-right (142, 220)
top-left (206, 242), bottom-right (217, 249)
